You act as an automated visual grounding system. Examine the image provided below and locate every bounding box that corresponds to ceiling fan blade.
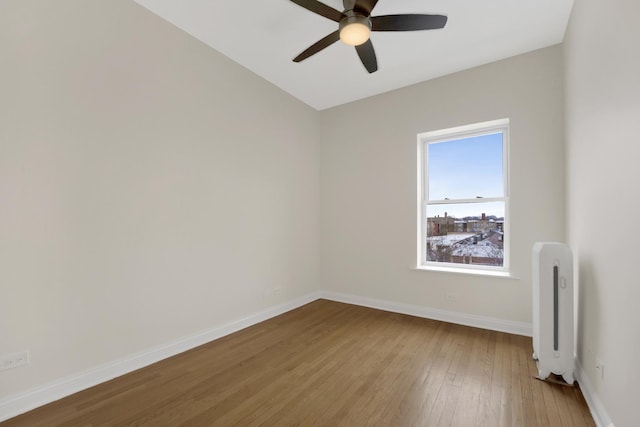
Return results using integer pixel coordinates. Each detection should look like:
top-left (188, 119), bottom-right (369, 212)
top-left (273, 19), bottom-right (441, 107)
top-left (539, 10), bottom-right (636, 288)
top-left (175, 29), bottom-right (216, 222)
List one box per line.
top-left (371, 14), bottom-right (447, 31)
top-left (355, 39), bottom-right (378, 73)
top-left (293, 31), bottom-right (340, 62)
top-left (289, 0), bottom-right (344, 22)
top-left (353, 0), bottom-right (379, 16)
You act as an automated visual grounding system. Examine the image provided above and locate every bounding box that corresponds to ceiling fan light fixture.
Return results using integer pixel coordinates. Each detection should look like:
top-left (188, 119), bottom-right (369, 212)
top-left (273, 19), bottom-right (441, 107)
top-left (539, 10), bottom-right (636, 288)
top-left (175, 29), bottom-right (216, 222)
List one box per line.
top-left (339, 14), bottom-right (371, 46)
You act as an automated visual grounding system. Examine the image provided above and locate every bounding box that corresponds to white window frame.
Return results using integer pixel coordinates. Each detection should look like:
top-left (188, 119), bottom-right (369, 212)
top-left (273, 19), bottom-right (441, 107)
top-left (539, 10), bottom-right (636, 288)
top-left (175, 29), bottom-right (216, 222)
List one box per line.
top-left (416, 118), bottom-right (510, 274)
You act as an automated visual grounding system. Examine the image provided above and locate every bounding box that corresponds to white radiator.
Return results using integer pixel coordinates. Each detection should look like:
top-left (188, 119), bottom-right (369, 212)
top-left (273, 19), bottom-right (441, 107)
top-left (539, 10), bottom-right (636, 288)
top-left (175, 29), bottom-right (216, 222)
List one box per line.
top-left (532, 242), bottom-right (574, 384)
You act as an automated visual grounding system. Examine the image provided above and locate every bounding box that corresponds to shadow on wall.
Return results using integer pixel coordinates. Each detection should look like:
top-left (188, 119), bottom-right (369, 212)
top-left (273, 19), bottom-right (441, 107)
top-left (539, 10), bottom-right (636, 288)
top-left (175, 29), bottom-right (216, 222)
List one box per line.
top-left (576, 253), bottom-right (602, 379)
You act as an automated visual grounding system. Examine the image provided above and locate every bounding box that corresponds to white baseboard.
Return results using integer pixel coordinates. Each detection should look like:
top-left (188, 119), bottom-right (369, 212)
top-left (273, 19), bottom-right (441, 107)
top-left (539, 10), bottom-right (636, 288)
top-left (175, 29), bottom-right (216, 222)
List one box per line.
top-left (0, 291), bottom-right (321, 422)
top-left (575, 360), bottom-right (615, 427)
top-left (319, 291), bottom-right (533, 336)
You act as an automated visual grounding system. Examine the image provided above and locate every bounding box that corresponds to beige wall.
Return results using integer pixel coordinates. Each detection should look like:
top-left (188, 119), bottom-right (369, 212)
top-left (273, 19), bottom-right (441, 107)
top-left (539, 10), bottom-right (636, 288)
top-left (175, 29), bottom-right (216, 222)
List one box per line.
top-left (564, 1), bottom-right (640, 426)
top-left (0, 0), bottom-right (320, 398)
top-left (319, 46), bottom-right (566, 324)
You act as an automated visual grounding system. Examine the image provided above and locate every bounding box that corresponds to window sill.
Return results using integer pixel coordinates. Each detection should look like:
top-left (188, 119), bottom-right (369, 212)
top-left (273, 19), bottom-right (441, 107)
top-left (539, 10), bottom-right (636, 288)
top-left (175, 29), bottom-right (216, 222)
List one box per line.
top-left (412, 265), bottom-right (519, 280)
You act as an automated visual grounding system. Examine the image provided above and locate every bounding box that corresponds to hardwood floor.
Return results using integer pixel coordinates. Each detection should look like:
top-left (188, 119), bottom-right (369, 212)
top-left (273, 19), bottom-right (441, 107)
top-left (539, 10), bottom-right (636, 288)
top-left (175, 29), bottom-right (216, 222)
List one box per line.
top-left (2, 299), bottom-right (595, 426)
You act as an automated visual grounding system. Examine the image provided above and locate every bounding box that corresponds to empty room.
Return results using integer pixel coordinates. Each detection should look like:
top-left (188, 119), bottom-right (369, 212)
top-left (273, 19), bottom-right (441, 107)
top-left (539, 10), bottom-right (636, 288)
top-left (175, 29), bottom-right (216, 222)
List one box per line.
top-left (0, 0), bottom-right (637, 426)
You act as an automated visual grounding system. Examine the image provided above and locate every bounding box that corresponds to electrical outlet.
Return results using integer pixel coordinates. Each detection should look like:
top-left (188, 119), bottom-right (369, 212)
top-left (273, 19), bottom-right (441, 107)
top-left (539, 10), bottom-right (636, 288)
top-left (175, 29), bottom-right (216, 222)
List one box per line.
top-left (595, 358), bottom-right (604, 380)
top-left (273, 287), bottom-right (283, 296)
top-left (446, 293), bottom-right (457, 302)
top-left (1, 351), bottom-right (30, 371)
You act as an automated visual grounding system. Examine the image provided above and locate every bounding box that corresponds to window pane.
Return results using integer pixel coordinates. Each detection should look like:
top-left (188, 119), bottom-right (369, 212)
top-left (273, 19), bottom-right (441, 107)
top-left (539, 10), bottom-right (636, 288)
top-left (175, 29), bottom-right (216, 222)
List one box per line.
top-left (425, 202), bottom-right (504, 267)
top-left (428, 132), bottom-right (503, 200)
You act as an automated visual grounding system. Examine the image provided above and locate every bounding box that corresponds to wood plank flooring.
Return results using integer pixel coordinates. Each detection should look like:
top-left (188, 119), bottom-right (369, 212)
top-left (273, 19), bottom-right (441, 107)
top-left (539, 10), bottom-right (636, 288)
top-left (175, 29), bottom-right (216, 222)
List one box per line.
top-left (2, 299), bottom-right (595, 426)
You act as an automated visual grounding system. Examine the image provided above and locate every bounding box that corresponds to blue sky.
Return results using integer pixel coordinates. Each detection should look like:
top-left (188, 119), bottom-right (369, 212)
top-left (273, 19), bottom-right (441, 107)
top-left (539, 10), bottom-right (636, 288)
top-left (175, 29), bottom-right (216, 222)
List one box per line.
top-left (427, 132), bottom-right (504, 218)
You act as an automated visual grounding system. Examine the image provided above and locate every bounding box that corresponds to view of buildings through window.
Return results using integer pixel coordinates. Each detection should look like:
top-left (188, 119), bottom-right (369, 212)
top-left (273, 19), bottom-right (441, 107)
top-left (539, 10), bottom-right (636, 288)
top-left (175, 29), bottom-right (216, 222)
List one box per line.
top-left (426, 207), bottom-right (505, 266)
top-left (420, 120), bottom-right (508, 269)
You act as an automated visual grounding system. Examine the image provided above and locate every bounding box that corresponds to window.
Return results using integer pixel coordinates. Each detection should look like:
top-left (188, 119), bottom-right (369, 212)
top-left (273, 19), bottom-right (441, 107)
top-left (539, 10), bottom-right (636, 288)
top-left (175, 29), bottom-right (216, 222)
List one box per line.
top-left (417, 119), bottom-right (509, 272)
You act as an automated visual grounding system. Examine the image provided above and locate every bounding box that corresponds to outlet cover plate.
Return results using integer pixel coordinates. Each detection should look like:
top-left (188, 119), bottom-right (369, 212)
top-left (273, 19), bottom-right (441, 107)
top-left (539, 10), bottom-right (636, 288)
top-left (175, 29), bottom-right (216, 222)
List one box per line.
top-left (0, 351), bottom-right (30, 371)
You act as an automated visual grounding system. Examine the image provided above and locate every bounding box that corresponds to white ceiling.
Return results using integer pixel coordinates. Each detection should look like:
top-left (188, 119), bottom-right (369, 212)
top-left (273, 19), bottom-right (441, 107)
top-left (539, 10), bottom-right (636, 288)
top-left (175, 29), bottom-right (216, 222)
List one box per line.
top-left (133, 0), bottom-right (574, 110)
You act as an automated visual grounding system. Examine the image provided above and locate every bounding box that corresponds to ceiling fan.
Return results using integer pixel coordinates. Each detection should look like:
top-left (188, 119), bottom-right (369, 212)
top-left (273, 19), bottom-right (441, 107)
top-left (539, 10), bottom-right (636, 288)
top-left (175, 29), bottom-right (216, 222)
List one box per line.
top-left (289, 0), bottom-right (448, 73)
